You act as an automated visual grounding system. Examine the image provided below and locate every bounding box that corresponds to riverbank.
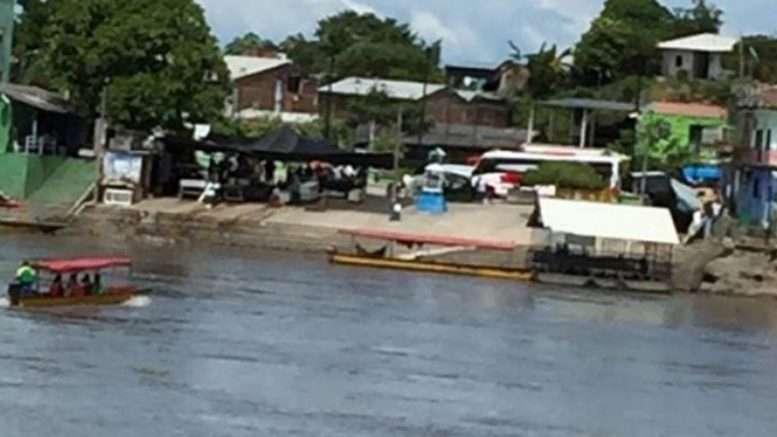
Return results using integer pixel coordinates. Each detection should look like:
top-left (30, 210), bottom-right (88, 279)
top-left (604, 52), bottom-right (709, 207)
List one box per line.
top-left (8, 197), bottom-right (777, 298)
top-left (70, 198), bottom-right (542, 256)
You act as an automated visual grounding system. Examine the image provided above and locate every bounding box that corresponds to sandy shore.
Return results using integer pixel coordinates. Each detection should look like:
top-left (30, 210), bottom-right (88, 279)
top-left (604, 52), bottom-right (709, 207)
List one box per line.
top-left (71, 198), bottom-right (543, 255)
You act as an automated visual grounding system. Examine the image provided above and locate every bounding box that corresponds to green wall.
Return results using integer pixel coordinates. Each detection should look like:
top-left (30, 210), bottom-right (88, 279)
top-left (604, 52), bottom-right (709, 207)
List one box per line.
top-left (642, 111), bottom-right (728, 164)
top-left (657, 113), bottom-right (727, 160)
top-left (0, 95), bottom-right (11, 154)
top-left (0, 154), bottom-right (67, 199)
top-left (0, 154), bottom-right (27, 198)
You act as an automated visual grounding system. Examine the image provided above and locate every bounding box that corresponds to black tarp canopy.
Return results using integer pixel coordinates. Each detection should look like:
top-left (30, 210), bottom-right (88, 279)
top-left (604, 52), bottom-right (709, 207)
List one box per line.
top-left (162, 126), bottom-right (394, 169)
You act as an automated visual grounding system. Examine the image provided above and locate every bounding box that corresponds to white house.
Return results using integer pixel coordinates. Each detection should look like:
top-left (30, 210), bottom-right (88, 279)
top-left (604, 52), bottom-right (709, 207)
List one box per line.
top-left (658, 33), bottom-right (738, 80)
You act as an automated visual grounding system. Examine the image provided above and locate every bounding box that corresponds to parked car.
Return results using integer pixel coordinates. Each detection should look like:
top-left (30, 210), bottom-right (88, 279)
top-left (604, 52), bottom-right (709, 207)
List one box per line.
top-left (402, 164), bottom-right (477, 201)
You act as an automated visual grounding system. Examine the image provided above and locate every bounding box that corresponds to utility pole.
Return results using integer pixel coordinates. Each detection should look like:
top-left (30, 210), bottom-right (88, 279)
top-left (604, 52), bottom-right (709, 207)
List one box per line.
top-left (634, 73), bottom-right (649, 200)
top-left (416, 43), bottom-right (438, 151)
top-left (0, 0), bottom-right (14, 85)
top-left (324, 55), bottom-right (335, 143)
top-left (739, 34), bottom-right (745, 79)
top-left (395, 107), bottom-right (403, 179)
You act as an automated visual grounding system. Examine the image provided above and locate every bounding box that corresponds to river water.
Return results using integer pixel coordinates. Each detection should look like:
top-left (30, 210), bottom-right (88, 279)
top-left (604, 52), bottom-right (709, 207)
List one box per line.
top-left (2, 233), bottom-right (777, 436)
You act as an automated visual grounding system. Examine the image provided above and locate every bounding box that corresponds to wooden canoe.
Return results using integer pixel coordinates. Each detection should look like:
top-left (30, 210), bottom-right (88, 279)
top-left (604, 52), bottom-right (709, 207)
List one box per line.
top-left (330, 252), bottom-right (535, 282)
top-left (10, 288), bottom-right (139, 309)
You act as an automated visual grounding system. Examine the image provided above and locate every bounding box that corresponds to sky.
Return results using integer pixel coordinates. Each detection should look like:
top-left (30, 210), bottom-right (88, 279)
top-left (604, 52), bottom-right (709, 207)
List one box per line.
top-left (197, 0), bottom-right (776, 65)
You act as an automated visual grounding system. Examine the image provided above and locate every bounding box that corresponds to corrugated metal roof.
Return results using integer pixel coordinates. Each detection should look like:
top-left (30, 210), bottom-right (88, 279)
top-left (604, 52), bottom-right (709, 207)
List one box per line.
top-left (737, 86), bottom-right (777, 110)
top-left (404, 123), bottom-right (528, 148)
top-left (225, 55), bottom-right (291, 80)
top-left (0, 83), bottom-right (73, 114)
top-left (658, 33), bottom-right (737, 53)
top-left (646, 102), bottom-right (727, 119)
top-left (454, 90), bottom-right (504, 102)
top-left (539, 98), bottom-right (635, 112)
top-left (538, 198), bottom-right (679, 245)
top-left (320, 77), bottom-right (446, 100)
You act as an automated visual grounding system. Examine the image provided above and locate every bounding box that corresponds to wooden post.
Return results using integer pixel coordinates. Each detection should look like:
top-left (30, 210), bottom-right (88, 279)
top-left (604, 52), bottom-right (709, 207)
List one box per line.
top-left (579, 109), bottom-right (589, 148)
top-left (526, 103), bottom-right (535, 145)
top-left (395, 108), bottom-right (403, 179)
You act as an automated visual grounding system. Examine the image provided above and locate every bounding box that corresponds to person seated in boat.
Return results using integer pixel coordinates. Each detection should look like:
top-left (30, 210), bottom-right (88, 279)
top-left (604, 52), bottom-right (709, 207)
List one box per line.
top-left (15, 261), bottom-right (38, 295)
top-left (66, 273), bottom-right (87, 297)
top-left (81, 274), bottom-right (94, 296)
top-left (94, 273), bottom-right (103, 295)
top-left (48, 274), bottom-right (65, 297)
top-left (65, 273), bottom-right (78, 296)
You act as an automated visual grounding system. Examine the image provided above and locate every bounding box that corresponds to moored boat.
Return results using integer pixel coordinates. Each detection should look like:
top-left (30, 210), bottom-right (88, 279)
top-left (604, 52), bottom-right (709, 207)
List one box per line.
top-left (330, 229), bottom-right (535, 282)
top-left (6, 257), bottom-right (145, 309)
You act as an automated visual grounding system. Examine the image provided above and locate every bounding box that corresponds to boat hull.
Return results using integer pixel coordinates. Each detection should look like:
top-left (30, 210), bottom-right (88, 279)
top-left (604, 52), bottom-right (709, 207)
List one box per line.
top-left (330, 253), bottom-right (535, 281)
top-left (9, 289), bottom-right (138, 309)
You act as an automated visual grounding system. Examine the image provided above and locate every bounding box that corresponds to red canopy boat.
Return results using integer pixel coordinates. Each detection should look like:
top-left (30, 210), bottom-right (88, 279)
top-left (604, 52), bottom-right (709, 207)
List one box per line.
top-left (0, 191), bottom-right (21, 208)
top-left (7, 257), bottom-right (144, 308)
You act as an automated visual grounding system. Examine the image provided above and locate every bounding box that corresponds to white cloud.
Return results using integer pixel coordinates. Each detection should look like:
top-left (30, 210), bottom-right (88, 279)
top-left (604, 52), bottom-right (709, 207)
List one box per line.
top-left (340, 0), bottom-right (379, 15)
top-left (410, 11), bottom-right (459, 45)
top-left (196, 0), bottom-right (777, 64)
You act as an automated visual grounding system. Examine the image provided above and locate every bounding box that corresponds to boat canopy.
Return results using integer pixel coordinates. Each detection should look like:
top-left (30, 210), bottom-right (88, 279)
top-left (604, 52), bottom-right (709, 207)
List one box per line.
top-left (339, 229), bottom-right (516, 251)
top-left (32, 257), bottom-right (132, 273)
top-left (537, 198), bottom-right (680, 245)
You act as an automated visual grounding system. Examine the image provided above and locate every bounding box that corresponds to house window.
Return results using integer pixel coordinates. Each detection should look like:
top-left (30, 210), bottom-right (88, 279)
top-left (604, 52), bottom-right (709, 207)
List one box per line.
top-left (755, 129), bottom-right (764, 149)
top-left (675, 55), bottom-right (684, 68)
top-left (767, 129), bottom-right (773, 151)
top-left (287, 76), bottom-right (302, 94)
top-left (689, 125), bottom-right (703, 155)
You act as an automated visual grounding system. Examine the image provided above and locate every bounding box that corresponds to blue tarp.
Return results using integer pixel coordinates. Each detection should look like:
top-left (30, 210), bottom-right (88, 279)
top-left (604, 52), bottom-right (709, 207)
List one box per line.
top-left (683, 164), bottom-right (721, 185)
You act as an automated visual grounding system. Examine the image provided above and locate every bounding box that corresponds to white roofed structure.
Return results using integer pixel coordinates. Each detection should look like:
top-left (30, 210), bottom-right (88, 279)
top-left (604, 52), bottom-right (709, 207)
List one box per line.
top-left (657, 33), bottom-right (737, 80)
top-left (658, 33), bottom-right (737, 53)
top-left (225, 55), bottom-right (291, 80)
top-left (320, 77), bottom-right (446, 101)
top-left (537, 198), bottom-right (679, 245)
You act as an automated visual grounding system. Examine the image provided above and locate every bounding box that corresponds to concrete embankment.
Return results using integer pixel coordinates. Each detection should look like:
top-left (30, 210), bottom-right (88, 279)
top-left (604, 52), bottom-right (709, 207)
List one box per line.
top-left (71, 205), bottom-right (354, 253)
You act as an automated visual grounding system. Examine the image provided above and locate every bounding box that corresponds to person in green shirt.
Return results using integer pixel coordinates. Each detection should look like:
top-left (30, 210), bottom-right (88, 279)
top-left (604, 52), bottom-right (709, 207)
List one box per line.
top-left (15, 261), bottom-right (37, 294)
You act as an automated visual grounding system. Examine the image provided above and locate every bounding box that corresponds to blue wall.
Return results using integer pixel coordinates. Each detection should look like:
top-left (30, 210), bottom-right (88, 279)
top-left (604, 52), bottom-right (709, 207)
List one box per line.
top-left (736, 168), bottom-right (777, 226)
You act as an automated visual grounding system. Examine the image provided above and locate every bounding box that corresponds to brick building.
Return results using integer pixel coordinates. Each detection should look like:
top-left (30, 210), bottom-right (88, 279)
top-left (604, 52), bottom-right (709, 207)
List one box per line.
top-left (319, 77), bottom-right (511, 128)
top-left (319, 77), bottom-right (521, 163)
top-left (225, 55), bottom-right (319, 122)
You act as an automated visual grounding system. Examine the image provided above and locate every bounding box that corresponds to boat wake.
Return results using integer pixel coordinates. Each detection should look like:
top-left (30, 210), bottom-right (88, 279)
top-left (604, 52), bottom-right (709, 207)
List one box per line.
top-left (123, 296), bottom-right (152, 308)
top-left (0, 297), bottom-right (9, 309)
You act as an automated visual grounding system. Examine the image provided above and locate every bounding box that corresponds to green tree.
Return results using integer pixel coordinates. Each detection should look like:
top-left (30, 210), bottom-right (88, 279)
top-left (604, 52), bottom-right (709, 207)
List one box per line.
top-left (525, 43), bottom-right (572, 99)
top-left (574, 0), bottom-right (675, 84)
top-left (729, 36), bottom-right (777, 83)
top-left (282, 11), bottom-right (442, 82)
top-left (42, 0), bottom-right (230, 131)
top-left (278, 33), bottom-right (320, 75)
top-left (523, 162), bottom-right (608, 190)
top-left (12, 0), bottom-right (59, 85)
top-left (672, 0), bottom-right (723, 37)
top-left (637, 111), bottom-right (690, 171)
top-left (224, 32), bottom-right (277, 55)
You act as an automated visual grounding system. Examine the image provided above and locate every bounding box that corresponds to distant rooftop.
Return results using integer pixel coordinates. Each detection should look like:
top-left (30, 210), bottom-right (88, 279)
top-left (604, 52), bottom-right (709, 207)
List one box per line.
top-left (320, 77), bottom-right (446, 101)
top-left (539, 98), bottom-right (635, 112)
top-left (737, 85), bottom-right (777, 110)
top-left (658, 33), bottom-right (738, 53)
top-left (225, 55), bottom-right (291, 80)
top-left (646, 102), bottom-right (727, 119)
top-left (1, 83), bottom-right (73, 114)
top-left (320, 77), bottom-right (506, 103)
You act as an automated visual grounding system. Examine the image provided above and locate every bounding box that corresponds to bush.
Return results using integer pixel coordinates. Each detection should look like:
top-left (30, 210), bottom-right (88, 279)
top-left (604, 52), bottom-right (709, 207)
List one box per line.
top-left (523, 162), bottom-right (608, 190)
